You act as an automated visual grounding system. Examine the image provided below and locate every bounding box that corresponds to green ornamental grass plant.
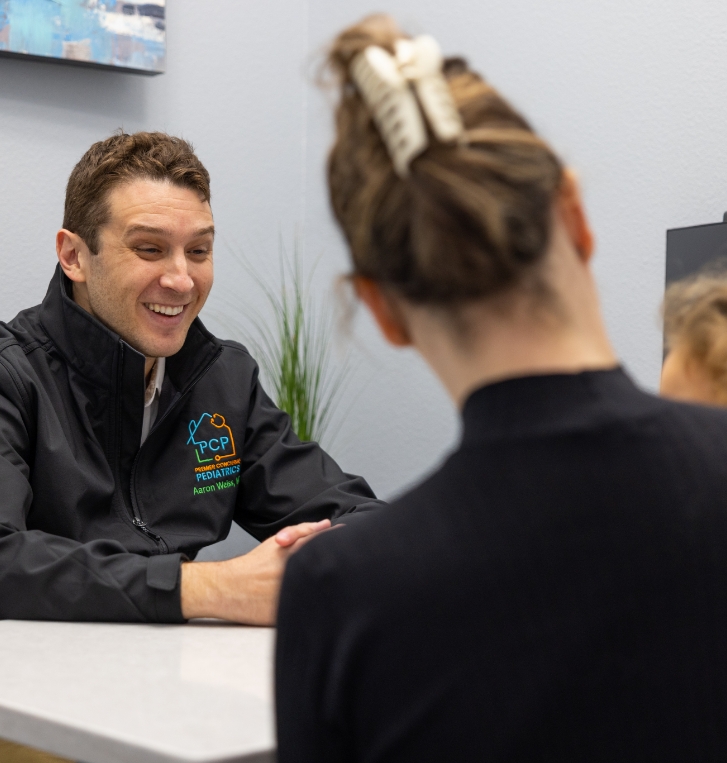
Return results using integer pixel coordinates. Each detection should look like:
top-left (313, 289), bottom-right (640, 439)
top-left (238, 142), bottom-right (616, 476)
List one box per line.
top-left (225, 246), bottom-right (351, 447)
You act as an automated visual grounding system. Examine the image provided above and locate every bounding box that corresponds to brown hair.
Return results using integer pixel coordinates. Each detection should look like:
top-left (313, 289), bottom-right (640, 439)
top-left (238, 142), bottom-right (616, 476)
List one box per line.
top-left (63, 131), bottom-right (211, 254)
top-left (324, 15), bottom-right (564, 306)
top-left (663, 272), bottom-right (727, 400)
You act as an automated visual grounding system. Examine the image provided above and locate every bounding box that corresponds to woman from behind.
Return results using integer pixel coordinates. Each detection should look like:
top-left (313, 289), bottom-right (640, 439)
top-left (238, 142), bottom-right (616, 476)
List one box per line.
top-left (276, 14), bottom-right (727, 762)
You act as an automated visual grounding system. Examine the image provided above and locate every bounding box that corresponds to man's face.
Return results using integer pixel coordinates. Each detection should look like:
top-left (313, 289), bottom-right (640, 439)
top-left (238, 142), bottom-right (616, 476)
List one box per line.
top-left (69, 178), bottom-right (214, 359)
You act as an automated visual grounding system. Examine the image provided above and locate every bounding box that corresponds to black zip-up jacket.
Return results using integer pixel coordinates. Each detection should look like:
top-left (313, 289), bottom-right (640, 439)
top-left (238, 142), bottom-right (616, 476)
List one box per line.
top-left (0, 266), bottom-right (383, 622)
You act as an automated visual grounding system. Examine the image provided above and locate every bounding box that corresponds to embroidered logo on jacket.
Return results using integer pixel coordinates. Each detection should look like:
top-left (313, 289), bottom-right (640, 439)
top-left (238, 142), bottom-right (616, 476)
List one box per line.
top-left (187, 413), bottom-right (241, 495)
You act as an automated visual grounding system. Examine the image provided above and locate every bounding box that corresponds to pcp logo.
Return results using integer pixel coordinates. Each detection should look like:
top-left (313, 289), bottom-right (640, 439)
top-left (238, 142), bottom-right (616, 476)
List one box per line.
top-left (187, 413), bottom-right (237, 463)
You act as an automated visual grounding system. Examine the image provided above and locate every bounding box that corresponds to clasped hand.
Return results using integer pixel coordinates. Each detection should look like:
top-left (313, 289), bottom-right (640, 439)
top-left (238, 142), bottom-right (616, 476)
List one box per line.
top-left (180, 519), bottom-right (331, 624)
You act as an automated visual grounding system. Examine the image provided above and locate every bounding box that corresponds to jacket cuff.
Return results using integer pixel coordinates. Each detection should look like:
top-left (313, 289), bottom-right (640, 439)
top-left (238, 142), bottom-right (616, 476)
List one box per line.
top-left (147, 553), bottom-right (186, 623)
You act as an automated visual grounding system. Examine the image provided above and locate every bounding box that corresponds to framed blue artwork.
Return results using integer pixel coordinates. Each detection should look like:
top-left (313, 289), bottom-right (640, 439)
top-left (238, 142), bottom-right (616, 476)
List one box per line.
top-left (0, 1), bottom-right (165, 75)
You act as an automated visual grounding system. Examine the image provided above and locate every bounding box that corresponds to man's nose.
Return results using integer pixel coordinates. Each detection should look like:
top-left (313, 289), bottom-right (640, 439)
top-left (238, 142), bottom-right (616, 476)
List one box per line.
top-left (159, 249), bottom-right (194, 293)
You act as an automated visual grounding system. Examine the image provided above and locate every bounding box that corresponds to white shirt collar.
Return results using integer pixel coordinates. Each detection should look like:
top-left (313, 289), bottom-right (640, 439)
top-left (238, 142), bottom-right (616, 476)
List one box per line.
top-left (144, 357), bottom-right (166, 409)
top-left (140, 357), bottom-right (165, 447)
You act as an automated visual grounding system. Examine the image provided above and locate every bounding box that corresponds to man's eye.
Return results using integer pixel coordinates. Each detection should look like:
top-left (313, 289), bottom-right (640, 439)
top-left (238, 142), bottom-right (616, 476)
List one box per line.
top-left (189, 248), bottom-right (210, 256)
top-left (137, 247), bottom-right (161, 254)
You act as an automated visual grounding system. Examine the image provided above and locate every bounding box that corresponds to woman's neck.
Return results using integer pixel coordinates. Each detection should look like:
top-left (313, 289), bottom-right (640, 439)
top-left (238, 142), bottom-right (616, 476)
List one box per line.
top-left (404, 228), bottom-right (618, 409)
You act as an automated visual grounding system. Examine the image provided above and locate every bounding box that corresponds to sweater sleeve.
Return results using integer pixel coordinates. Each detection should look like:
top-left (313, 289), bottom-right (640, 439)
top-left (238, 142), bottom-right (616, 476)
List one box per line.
top-left (234, 360), bottom-right (386, 540)
top-left (0, 359), bottom-right (185, 622)
top-left (275, 540), bottom-right (349, 763)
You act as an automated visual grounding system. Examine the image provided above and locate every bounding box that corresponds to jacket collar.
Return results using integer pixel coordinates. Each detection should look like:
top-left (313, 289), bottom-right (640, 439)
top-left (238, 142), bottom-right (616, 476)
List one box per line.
top-left (461, 366), bottom-right (652, 445)
top-left (39, 264), bottom-right (220, 393)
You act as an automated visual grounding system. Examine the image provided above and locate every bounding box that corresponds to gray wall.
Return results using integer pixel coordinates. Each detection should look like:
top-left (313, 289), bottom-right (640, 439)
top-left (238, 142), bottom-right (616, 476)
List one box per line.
top-left (2, 0), bottom-right (726, 557)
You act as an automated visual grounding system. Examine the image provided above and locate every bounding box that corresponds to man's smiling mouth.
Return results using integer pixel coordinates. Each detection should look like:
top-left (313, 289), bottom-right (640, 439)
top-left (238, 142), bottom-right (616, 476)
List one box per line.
top-left (144, 303), bottom-right (185, 316)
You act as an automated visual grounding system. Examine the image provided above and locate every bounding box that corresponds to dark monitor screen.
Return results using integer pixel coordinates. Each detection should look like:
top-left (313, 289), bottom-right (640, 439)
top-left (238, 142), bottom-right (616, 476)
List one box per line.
top-left (666, 220), bottom-right (727, 286)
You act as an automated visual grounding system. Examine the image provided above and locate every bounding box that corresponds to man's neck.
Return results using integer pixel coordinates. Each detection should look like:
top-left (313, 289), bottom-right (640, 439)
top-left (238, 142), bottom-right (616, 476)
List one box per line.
top-left (72, 281), bottom-right (159, 382)
top-left (73, 282), bottom-right (156, 384)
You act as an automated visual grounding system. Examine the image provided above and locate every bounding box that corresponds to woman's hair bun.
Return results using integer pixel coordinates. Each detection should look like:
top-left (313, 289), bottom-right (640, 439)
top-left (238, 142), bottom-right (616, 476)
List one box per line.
top-left (324, 14), bottom-right (564, 305)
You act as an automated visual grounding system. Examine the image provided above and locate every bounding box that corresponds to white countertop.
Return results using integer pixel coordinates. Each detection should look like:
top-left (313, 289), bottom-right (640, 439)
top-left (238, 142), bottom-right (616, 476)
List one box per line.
top-left (0, 620), bottom-right (276, 763)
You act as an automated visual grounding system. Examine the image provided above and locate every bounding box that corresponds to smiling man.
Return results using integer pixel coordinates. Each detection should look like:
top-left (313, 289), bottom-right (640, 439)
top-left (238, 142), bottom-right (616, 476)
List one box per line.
top-left (0, 131), bottom-right (382, 623)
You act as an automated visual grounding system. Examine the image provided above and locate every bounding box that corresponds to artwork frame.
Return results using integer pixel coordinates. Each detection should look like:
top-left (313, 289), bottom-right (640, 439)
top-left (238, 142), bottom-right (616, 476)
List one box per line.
top-left (0, 1), bottom-right (166, 76)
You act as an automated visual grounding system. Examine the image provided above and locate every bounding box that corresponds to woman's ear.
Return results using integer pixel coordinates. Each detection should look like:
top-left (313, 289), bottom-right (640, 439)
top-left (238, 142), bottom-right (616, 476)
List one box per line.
top-left (558, 169), bottom-right (595, 264)
top-left (352, 277), bottom-right (412, 347)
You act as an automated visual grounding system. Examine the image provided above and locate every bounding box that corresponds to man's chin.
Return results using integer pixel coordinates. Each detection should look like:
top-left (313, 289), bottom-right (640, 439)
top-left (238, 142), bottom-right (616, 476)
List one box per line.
top-left (89, 303), bottom-right (195, 360)
top-left (126, 332), bottom-right (188, 360)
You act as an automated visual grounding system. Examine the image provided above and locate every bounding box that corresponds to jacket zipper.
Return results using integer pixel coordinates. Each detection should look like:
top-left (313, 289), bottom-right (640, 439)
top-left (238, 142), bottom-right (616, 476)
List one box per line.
top-left (132, 517), bottom-right (167, 550)
top-left (115, 341), bottom-right (167, 553)
top-left (128, 347), bottom-right (223, 554)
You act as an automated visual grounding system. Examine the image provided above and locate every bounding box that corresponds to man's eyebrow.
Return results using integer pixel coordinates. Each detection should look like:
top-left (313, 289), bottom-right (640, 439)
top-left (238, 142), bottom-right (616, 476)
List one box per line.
top-left (124, 224), bottom-right (216, 238)
top-left (125, 225), bottom-right (169, 237)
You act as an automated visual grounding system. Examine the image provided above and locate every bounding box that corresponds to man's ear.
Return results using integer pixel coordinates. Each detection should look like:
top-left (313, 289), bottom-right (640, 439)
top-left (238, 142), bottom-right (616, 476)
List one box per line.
top-left (557, 169), bottom-right (595, 264)
top-left (56, 229), bottom-right (92, 283)
top-left (352, 277), bottom-right (412, 347)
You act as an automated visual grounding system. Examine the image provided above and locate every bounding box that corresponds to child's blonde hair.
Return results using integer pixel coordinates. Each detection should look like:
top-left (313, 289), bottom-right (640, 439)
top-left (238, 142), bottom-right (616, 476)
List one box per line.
top-left (663, 271), bottom-right (727, 403)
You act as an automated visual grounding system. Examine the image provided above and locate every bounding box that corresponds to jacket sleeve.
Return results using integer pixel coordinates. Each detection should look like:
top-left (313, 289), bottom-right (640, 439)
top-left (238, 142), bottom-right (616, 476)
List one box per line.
top-left (0, 359), bottom-right (184, 622)
top-left (235, 361), bottom-right (386, 540)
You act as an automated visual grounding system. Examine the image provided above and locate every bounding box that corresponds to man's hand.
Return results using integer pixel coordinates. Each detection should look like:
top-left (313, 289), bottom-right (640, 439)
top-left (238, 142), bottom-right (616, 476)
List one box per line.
top-left (180, 519), bottom-right (331, 624)
top-left (274, 519), bottom-right (331, 548)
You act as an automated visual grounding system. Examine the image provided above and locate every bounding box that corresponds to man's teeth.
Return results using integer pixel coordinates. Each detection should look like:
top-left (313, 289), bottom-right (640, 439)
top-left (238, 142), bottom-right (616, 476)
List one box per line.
top-left (145, 303), bottom-right (184, 316)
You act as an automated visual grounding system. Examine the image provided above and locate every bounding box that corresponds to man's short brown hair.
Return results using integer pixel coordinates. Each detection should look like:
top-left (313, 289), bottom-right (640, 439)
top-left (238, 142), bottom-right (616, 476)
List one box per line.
top-left (63, 131), bottom-right (211, 254)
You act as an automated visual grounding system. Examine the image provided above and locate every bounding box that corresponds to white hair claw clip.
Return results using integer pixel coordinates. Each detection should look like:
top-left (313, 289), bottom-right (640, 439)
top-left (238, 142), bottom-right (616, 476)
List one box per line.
top-left (396, 36), bottom-right (464, 144)
top-left (350, 45), bottom-right (428, 177)
top-left (350, 34), bottom-right (464, 177)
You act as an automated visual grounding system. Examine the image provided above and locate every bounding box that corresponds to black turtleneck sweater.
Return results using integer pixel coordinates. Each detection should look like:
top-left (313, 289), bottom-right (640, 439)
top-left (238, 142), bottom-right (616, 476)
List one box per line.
top-left (276, 369), bottom-right (727, 762)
